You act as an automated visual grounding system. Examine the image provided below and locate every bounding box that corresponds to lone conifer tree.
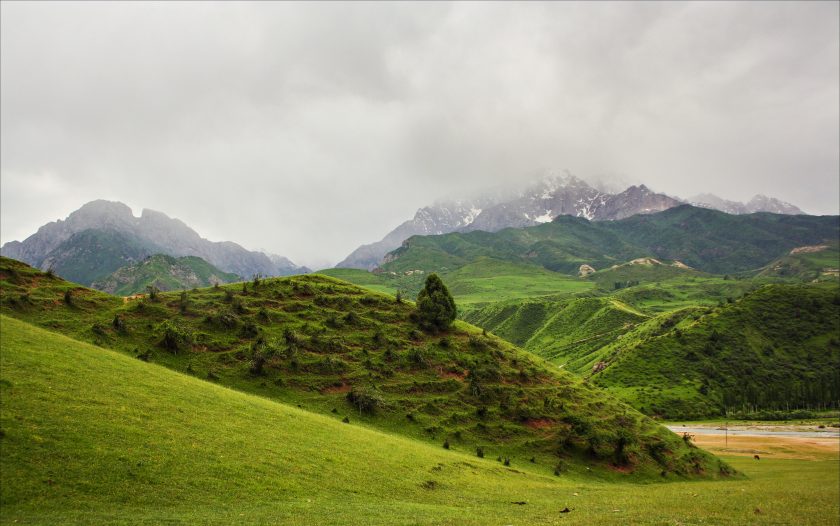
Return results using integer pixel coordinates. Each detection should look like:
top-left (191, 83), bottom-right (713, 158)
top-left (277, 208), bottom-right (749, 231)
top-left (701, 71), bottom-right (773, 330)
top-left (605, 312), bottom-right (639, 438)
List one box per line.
top-left (416, 273), bottom-right (456, 331)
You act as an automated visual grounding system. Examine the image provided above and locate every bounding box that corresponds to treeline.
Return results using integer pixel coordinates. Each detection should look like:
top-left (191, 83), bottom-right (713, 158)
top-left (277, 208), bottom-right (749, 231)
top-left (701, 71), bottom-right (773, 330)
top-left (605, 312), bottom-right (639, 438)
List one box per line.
top-left (720, 371), bottom-right (840, 413)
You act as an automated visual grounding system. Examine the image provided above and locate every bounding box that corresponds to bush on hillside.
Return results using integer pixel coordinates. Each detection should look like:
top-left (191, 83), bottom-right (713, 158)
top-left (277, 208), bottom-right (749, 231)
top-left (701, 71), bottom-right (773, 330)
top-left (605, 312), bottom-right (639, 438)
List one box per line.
top-left (415, 274), bottom-right (456, 332)
top-left (157, 320), bottom-right (193, 354)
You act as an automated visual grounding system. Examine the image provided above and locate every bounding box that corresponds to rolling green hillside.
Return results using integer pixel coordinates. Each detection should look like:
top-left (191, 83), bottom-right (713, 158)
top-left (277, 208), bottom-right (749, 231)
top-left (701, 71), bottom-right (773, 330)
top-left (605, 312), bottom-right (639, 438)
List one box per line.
top-left (462, 276), bottom-right (839, 419)
top-left (91, 254), bottom-right (241, 295)
top-left (465, 297), bottom-right (648, 369)
top-left (589, 283), bottom-right (840, 419)
top-left (10, 315), bottom-right (840, 526)
top-left (585, 258), bottom-right (703, 290)
top-left (320, 257), bottom-right (594, 311)
top-left (756, 242), bottom-right (840, 281)
top-left (0, 256), bottom-right (718, 478)
top-left (382, 206), bottom-right (839, 276)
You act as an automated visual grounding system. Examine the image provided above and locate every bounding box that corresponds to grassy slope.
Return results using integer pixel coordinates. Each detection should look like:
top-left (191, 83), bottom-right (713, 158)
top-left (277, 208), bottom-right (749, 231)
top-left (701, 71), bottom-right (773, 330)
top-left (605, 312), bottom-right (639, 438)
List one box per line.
top-left (320, 258), bottom-right (594, 309)
top-left (0, 257), bottom-right (718, 479)
top-left (592, 283), bottom-right (840, 419)
top-left (4, 316), bottom-right (837, 525)
top-left (463, 278), bottom-right (840, 419)
top-left (756, 242), bottom-right (840, 281)
top-left (91, 254), bottom-right (240, 295)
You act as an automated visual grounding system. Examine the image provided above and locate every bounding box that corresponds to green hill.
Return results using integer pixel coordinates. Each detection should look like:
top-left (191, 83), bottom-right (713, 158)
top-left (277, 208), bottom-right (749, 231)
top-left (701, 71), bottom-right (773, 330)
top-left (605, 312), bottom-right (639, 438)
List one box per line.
top-left (31, 315), bottom-right (840, 526)
top-left (382, 206), bottom-right (839, 276)
top-left (462, 275), bottom-right (839, 419)
top-left (0, 256), bottom-right (719, 479)
top-left (589, 284), bottom-right (840, 419)
top-left (463, 296), bottom-right (649, 371)
top-left (756, 242), bottom-right (840, 281)
top-left (585, 258), bottom-right (703, 290)
top-left (91, 254), bottom-right (241, 295)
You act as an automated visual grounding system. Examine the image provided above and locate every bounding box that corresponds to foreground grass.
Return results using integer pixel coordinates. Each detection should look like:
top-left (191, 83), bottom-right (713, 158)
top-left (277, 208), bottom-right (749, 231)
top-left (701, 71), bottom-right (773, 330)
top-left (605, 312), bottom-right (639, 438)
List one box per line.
top-left (1, 316), bottom-right (838, 525)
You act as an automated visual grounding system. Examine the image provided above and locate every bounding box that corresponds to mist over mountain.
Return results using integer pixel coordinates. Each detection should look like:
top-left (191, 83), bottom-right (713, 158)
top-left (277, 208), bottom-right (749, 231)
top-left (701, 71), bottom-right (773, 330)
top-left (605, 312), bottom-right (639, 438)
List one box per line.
top-left (337, 174), bottom-right (807, 270)
top-left (0, 200), bottom-right (308, 284)
top-left (689, 193), bottom-right (804, 215)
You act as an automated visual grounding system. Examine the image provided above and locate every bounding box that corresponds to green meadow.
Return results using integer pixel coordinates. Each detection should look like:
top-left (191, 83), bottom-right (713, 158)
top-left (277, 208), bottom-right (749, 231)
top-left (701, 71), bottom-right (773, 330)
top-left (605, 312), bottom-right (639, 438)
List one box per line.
top-left (2, 316), bottom-right (838, 525)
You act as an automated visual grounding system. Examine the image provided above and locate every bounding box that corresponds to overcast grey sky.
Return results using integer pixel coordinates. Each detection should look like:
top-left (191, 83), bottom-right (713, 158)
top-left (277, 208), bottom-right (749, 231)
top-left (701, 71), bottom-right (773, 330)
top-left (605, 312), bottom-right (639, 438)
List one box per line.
top-left (2, 1), bottom-right (838, 267)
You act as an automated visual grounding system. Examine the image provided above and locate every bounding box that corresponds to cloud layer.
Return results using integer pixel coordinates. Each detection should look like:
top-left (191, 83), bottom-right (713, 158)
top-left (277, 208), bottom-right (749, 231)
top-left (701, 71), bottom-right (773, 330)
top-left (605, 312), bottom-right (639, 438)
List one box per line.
top-left (2, 2), bottom-right (838, 267)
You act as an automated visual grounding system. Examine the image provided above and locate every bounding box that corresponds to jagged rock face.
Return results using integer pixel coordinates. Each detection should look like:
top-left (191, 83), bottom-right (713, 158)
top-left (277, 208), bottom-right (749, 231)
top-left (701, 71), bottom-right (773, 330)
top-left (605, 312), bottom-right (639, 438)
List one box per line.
top-left (0, 200), bottom-right (305, 284)
top-left (690, 193), bottom-right (804, 215)
top-left (338, 174), bottom-right (807, 270)
top-left (464, 175), bottom-right (608, 231)
top-left (596, 185), bottom-right (682, 221)
top-left (339, 175), bottom-right (684, 269)
top-left (336, 200), bottom-right (489, 270)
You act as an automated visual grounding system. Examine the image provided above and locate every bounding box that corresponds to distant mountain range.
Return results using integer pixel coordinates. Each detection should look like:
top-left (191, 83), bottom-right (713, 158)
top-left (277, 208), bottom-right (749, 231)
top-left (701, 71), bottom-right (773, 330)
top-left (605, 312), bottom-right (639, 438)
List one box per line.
top-left (380, 204), bottom-right (837, 276)
top-left (337, 173), bottom-right (805, 269)
top-left (0, 200), bottom-right (308, 286)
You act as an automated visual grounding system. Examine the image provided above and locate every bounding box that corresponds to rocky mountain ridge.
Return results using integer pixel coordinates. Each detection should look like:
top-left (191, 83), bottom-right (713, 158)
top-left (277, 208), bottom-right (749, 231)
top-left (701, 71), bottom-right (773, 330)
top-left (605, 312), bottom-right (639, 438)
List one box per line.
top-left (338, 174), bottom-right (804, 270)
top-left (1, 200), bottom-right (307, 284)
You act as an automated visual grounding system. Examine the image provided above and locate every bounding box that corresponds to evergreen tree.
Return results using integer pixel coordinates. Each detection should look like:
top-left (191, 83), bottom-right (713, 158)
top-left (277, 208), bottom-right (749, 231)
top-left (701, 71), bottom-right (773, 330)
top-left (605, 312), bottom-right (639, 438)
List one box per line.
top-left (416, 273), bottom-right (456, 331)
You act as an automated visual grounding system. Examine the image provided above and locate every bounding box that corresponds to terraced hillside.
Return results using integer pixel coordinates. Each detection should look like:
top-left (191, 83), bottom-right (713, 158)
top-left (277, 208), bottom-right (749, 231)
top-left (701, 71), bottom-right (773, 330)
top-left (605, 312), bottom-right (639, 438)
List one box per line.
top-left (0, 257), bottom-right (720, 479)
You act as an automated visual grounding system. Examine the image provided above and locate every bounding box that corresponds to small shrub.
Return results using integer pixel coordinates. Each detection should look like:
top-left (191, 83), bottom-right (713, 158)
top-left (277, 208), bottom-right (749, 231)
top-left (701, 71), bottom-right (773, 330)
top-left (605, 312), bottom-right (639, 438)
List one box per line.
top-left (241, 321), bottom-right (259, 338)
top-left (232, 297), bottom-right (247, 315)
top-left (283, 328), bottom-right (299, 345)
top-left (146, 286), bottom-right (160, 301)
top-left (63, 290), bottom-right (73, 306)
top-left (346, 386), bottom-right (385, 415)
top-left (476, 446), bottom-right (484, 458)
top-left (91, 323), bottom-right (108, 337)
top-left (157, 320), bottom-right (193, 354)
top-left (112, 314), bottom-right (126, 333)
top-left (258, 307), bottom-right (270, 321)
top-left (342, 416), bottom-right (350, 424)
top-left (443, 439), bottom-right (450, 450)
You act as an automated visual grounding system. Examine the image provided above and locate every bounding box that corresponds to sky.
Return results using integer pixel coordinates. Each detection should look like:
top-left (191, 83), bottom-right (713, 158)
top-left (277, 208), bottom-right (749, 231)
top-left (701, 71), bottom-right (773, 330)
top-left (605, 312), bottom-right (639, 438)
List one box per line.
top-left (2, 2), bottom-right (838, 268)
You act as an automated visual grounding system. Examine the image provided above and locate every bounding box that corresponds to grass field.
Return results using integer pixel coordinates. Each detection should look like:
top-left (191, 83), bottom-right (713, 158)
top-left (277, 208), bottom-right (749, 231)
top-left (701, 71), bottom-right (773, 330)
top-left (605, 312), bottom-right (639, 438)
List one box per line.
top-left (2, 316), bottom-right (838, 525)
top-left (321, 258), bottom-right (594, 309)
